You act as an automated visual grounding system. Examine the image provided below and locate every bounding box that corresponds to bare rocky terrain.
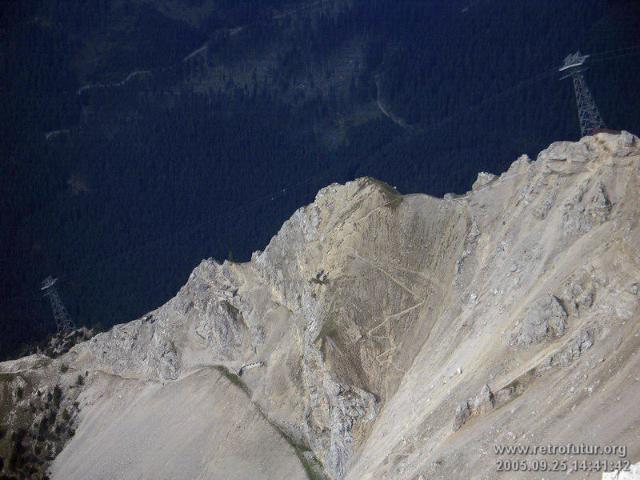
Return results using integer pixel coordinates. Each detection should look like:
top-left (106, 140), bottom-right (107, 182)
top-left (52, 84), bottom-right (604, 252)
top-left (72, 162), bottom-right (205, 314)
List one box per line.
top-left (1, 131), bottom-right (640, 479)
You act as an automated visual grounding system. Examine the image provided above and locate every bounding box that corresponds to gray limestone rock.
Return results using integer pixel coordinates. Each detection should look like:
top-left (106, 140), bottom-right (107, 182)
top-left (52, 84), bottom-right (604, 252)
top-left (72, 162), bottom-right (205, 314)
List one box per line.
top-left (537, 140), bottom-right (595, 166)
top-left (561, 272), bottom-right (596, 316)
top-left (613, 130), bottom-right (637, 157)
top-left (510, 295), bottom-right (568, 347)
top-left (562, 180), bottom-right (612, 239)
top-left (472, 172), bottom-right (497, 191)
top-left (471, 384), bottom-right (495, 415)
top-left (546, 328), bottom-right (594, 368)
top-left (453, 384), bottom-right (496, 431)
top-left (453, 401), bottom-right (471, 431)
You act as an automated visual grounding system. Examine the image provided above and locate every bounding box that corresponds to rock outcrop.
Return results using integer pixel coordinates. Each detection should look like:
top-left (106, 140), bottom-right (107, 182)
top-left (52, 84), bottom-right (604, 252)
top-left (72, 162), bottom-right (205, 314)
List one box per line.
top-left (1, 131), bottom-right (640, 480)
top-left (509, 295), bottom-right (568, 347)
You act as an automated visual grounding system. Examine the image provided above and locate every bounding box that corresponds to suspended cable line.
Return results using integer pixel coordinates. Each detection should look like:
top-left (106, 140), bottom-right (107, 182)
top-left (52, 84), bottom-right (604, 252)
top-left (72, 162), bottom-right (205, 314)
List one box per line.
top-left (589, 50), bottom-right (640, 65)
top-left (590, 44), bottom-right (640, 58)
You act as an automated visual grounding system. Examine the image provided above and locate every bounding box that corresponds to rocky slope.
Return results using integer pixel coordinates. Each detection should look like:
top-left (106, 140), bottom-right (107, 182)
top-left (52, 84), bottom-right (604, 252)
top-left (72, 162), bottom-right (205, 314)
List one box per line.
top-left (1, 131), bottom-right (640, 480)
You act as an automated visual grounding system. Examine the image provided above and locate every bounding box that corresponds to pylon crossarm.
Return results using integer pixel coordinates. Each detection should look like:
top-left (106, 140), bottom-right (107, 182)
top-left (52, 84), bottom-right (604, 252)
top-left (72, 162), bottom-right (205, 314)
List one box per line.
top-left (559, 51), bottom-right (605, 137)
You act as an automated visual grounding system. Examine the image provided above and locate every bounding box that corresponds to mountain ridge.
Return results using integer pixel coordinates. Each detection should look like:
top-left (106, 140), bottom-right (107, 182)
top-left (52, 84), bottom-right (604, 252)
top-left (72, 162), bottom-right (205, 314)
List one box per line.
top-left (1, 131), bottom-right (640, 480)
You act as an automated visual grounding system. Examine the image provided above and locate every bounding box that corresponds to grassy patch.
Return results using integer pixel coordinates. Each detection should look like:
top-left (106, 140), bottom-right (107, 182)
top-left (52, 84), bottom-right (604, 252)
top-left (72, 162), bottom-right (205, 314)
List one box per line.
top-left (212, 365), bottom-right (327, 480)
top-left (292, 445), bottom-right (327, 480)
top-left (275, 427), bottom-right (327, 480)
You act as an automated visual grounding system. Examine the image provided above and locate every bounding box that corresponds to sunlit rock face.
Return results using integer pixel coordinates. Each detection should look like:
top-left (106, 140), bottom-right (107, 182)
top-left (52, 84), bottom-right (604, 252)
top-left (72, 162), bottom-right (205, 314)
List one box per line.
top-left (2, 132), bottom-right (640, 480)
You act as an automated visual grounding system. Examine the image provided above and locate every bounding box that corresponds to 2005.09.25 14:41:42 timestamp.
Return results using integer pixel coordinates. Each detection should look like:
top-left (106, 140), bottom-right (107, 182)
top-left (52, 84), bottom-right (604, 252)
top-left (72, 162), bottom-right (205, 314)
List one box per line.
top-left (496, 459), bottom-right (631, 472)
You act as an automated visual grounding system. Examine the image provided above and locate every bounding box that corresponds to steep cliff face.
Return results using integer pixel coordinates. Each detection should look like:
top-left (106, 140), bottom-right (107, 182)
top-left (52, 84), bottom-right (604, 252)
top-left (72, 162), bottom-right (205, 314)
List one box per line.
top-left (1, 132), bottom-right (639, 480)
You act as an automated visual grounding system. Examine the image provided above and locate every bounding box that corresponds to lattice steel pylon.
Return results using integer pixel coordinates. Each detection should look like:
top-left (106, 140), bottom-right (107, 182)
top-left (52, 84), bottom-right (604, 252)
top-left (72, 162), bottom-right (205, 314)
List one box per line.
top-left (41, 276), bottom-right (75, 333)
top-left (559, 51), bottom-right (605, 137)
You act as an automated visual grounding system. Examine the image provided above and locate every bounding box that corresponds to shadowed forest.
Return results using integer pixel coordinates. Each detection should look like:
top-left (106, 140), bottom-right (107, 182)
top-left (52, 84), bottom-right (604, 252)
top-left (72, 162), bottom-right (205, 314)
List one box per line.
top-left (1, 0), bottom-right (639, 358)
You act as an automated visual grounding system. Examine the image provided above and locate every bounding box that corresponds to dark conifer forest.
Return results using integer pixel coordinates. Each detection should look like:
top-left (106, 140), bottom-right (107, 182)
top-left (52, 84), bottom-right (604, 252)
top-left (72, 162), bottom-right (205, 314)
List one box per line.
top-left (1, 0), bottom-right (639, 358)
